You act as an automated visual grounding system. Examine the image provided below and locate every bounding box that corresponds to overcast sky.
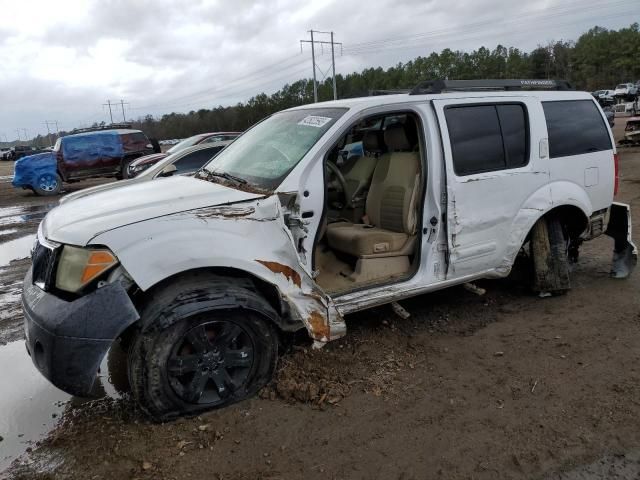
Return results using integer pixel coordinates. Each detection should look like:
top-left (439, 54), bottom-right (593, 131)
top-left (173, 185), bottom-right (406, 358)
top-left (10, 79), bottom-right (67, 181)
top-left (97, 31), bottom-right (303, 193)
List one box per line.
top-left (0, 0), bottom-right (636, 141)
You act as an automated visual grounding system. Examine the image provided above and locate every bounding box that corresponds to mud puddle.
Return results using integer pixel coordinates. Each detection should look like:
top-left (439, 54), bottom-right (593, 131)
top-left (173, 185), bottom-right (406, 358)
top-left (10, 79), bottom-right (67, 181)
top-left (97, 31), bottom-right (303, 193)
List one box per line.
top-left (0, 204), bottom-right (55, 227)
top-left (0, 340), bottom-right (128, 471)
top-left (0, 235), bottom-right (36, 268)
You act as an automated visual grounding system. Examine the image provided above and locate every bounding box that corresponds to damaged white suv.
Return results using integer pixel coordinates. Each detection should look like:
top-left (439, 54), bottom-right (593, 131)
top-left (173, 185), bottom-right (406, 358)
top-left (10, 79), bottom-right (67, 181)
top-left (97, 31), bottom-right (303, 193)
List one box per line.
top-left (23, 79), bottom-right (636, 419)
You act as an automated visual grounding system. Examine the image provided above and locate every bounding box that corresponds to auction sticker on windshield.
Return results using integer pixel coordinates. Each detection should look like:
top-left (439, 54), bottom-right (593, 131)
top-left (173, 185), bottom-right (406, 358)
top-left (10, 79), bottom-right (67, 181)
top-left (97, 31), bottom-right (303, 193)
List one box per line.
top-left (298, 116), bottom-right (333, 128)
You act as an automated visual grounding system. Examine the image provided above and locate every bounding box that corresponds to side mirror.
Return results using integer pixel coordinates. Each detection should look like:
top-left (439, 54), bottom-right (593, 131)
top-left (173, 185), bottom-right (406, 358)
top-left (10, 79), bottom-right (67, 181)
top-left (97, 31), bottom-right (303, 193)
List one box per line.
top-left (158, 164), bottom-right (177, 177)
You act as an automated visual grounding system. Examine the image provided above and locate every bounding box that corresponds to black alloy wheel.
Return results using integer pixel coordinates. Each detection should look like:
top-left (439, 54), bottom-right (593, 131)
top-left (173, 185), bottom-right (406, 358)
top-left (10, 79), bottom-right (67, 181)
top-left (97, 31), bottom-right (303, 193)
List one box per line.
top-left (167, 320), bottom-right (254, 404)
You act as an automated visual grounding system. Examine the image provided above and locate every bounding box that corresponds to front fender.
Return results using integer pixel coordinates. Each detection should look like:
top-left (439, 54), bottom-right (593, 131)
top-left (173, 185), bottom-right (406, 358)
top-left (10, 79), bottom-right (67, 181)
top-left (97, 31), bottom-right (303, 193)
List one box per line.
top-left (91, 198), bottom-right (345, 343)
top-left (494, 181), bottom-right (592, 275)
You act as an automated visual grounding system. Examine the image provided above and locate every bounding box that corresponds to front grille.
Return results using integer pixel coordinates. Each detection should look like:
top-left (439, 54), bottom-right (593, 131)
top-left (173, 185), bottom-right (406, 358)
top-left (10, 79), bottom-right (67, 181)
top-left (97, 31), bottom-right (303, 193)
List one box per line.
top-left (31, 240), bottom-right (59, 290)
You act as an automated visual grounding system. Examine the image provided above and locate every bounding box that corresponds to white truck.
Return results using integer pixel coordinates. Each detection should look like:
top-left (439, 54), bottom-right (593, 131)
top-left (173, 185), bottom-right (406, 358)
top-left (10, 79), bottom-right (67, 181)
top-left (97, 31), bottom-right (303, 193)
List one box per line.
top-left (22, 79), bottom-right (636, 419)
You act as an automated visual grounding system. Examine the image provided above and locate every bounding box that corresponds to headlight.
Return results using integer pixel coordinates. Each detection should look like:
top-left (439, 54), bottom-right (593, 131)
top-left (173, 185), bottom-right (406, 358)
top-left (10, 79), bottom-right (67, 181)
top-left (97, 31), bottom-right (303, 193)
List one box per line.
top-left (55, 245), bottom-right (118, 293)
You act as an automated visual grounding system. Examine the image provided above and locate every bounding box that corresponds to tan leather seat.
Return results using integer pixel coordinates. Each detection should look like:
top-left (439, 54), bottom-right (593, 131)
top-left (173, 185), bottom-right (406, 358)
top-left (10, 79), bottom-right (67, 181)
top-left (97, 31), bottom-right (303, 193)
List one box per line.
top-left (326, 122), bottom-right (420, 258)
top-left (342, 131), bottom-right (382, 204)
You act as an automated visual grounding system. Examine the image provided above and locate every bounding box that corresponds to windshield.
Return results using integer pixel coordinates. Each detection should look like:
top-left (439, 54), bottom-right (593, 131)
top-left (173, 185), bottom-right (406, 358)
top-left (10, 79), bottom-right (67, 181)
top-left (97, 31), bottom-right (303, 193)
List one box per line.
top-left (166, 134), bottom-right (206, 154)
top-left (201, 108), bottom-right (346, 190)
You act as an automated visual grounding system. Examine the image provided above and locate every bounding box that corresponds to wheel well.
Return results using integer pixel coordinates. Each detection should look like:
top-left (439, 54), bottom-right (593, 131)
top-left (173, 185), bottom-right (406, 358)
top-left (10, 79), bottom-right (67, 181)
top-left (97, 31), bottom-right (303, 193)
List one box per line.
top-left (543, 205), bottom-right (590, 239)
top-left (128, 267), bottom-right (301, 334)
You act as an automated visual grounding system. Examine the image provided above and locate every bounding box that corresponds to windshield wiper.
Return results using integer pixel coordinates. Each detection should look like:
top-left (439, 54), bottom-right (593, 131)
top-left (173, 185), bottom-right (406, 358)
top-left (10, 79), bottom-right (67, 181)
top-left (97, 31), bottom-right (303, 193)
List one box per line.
top-left (200, 170), bottom-right (247, 184)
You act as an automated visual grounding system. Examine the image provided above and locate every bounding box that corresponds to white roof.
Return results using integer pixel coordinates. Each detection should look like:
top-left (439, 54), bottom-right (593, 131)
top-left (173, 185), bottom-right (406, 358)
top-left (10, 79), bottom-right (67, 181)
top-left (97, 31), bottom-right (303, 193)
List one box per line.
top-left (286, 90), bottom-right (593, 113)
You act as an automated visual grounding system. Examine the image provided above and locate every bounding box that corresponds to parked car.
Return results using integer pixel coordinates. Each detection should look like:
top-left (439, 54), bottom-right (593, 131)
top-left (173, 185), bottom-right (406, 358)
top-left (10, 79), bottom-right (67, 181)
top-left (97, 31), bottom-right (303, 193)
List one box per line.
top-left (6, 145), bottom-right (42, 161)
top-left (23, 79), bottom-right (635, 419)
top-left (60, 142), bottom-right (233, 203)
top-left (603, 106), bottom-right (615, 127)
top-left (126, 140), bottom-right (231, 178)
top-left (614, 83), bottom-right (638, 97)
top-left (165, 132), bottom-right (241, 155)
top-left (623, 116), bottom-right (640, 144)
top-left (0, 148), bottom-right (10, 160)
top-left (596, 90), bottom-right (615, 105)
top-left (12, 127), bottom-right (154, 195)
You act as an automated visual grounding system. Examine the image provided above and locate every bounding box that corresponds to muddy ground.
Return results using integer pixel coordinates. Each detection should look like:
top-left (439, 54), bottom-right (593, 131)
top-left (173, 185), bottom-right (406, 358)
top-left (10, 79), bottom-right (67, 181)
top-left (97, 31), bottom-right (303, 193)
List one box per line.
top-left (1, 124), bottom-right (640, 480)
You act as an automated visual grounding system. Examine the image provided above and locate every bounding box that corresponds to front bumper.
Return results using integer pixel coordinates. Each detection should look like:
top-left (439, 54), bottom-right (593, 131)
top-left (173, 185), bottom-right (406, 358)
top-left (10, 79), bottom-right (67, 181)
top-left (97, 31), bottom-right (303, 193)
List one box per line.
top-left (22, 270), bottom-right (139, 397)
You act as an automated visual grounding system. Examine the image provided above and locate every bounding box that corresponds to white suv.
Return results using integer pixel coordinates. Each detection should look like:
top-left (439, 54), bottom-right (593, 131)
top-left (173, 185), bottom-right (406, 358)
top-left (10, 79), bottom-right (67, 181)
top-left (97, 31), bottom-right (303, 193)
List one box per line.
top-left (614, 83), bottom-right (638, 97)
top-left (22, 79), bottom-right (636, 419)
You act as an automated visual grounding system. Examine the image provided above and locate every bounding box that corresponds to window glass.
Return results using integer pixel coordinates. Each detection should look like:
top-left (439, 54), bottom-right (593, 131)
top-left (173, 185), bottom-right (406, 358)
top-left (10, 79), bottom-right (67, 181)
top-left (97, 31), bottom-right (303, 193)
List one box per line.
top-left (542, 100), bottom-right (611, 158)
top-left (174, 149), bottom-right (218, 173)
top-left (202, 108), bottom-right (346, 190)
top-left (445, 105), bottom-right (505, 175)
top-left (497, 104), bottom-right (528, 168)
top-left (202, 136), bottom-right (224, 143)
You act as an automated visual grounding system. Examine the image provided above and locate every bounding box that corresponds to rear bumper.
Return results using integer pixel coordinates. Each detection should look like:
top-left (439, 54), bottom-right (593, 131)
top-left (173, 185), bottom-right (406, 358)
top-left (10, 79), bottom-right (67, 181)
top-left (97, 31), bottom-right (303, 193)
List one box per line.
top-left (22, 270), bottom-right (139, 397)
top-left (605, 202), bottom-right (637, 279)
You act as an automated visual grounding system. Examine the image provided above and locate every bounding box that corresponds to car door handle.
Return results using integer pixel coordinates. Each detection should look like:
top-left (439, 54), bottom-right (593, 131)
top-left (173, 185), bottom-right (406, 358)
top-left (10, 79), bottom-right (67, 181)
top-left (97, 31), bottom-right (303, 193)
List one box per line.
top-left (301, 211), bottom-right (314, 219)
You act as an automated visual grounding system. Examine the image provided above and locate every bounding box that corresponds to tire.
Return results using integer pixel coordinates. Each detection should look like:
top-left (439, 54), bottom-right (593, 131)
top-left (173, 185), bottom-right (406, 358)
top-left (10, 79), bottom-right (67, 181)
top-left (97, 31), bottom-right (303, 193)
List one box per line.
top-left (530, 215), bottom-right (570, 295)
top-left (33, 172), bottom-right (62, 196)
top-left (128, 274), bottom-right (279, 420)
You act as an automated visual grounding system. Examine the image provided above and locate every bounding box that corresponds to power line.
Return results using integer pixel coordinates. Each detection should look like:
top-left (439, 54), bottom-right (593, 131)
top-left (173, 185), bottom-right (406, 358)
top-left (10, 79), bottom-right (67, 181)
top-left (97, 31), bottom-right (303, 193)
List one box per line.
top-left (341, 0), bottom-right (636, 56)
top-left (134, 60), bottom-right (315, 113)
top-left (133, 53), bottom-right (310, 111)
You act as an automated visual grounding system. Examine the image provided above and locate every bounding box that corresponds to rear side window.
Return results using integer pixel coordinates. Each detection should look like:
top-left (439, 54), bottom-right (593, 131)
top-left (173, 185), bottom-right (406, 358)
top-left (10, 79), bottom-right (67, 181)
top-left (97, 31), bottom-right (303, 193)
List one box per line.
top-left (445, 104), bottom-right (529, 176)
top-left (542, 100), bottom-right (611, 158)
top-left (174, 148), bottom-right (220, 173)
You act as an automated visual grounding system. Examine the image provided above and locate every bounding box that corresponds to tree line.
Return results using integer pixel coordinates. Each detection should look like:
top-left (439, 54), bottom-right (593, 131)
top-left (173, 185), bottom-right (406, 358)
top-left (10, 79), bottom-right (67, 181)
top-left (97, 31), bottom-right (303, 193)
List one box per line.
top-left (21, 22), bottom-right (640, 146)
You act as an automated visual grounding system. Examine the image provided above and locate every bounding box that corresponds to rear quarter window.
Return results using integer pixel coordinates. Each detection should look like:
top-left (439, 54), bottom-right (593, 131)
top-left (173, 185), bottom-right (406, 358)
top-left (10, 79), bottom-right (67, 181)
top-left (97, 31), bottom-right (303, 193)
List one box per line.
top-left (122, 132), bottom-right (150, 153)
top-left (542, 100), bottom-right (612, 158)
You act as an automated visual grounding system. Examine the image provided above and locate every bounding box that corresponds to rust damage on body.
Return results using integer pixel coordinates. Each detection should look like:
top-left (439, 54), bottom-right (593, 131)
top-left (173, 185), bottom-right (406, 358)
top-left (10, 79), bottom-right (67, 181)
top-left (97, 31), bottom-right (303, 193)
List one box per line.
top-left (255, 260), bottom-right (302, 288)
top-left (308, 309), bottom-right (330, 341)
top-left (194, 206), bottom-right (256, 219)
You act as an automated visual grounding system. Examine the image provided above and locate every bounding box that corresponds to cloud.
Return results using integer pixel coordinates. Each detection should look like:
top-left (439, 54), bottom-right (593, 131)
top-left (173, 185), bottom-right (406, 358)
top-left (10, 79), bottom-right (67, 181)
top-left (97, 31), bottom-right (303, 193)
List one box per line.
top-left (0, 0), bottom-right (635, 140)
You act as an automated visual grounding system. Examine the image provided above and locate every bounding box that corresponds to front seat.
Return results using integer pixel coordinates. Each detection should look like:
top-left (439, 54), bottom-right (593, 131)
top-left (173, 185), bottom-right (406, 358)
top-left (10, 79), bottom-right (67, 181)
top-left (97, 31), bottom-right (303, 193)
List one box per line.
top-left (326, 122), bottom-right (421, 282)
top-left (341, 131), bottom-right (383, 205)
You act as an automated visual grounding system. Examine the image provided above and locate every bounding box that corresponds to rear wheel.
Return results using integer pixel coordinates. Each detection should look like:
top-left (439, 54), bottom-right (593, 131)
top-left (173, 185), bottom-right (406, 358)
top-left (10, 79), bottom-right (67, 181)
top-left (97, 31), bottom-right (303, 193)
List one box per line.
top-left (33, 172), bottom-right (62, 196)
top-left (530, 215), bottom-right (571, 295)
top-left (128, 275), bottom-right (279, 420)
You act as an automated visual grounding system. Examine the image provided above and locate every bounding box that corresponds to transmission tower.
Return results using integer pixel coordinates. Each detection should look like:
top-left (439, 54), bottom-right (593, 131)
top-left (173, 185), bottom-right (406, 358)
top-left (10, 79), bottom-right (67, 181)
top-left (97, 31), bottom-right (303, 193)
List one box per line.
top-left (300, 30), bottom-right (342, 102)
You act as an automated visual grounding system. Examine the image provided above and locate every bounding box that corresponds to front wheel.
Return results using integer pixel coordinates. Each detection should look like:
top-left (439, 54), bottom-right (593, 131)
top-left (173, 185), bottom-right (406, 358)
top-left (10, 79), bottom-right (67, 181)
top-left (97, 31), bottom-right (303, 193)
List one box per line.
top-left (128, 276), bottom-right (279, 420)
top-left (33, 172), bottom-right (62, 196)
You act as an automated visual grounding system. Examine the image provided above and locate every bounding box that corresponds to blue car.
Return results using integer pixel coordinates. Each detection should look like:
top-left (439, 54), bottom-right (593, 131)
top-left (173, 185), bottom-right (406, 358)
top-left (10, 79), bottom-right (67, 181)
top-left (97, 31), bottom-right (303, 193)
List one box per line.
top-left (12, 152), bottom-right (61, 196)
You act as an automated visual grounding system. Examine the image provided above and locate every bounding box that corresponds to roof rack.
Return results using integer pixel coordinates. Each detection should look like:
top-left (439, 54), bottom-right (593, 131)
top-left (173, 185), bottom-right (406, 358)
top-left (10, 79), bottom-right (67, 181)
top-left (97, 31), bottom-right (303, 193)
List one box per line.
top-left (368, 89), bottom-right (411, 96)
top-left (409, 79), bottom-right (573, 95)
top-left (70, 123), bottom-right (133, 134)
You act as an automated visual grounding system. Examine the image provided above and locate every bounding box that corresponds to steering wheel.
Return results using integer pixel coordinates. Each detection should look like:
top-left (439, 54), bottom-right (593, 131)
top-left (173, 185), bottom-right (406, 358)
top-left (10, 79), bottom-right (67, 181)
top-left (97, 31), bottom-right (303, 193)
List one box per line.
top-left (325, 161), bottom-right (349, 207)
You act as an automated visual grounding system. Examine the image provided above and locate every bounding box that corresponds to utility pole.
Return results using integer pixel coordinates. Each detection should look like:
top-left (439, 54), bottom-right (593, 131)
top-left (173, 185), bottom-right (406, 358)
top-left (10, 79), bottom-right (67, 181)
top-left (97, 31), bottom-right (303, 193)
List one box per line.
top-left (21, 128), bottom-right (28, 144)
top-left (44, 120), bottom-right (58, 146)
top-left (15, 129), bottom-right (21, 142)
top-left (119, 99), bottom-right (129, 122)
top-left (300, 30), bottom-right (342, 102)
top-left (330, 31), bottom-right (337, 101)
top-left (103, 100), bottom-right (114, 124)
top-left (44, 121), bottom-right (52, 146)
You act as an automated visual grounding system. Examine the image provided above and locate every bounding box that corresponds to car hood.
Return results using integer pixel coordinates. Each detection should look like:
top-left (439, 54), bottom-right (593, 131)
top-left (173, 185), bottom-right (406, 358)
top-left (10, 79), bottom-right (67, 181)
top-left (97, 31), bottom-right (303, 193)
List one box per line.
top-left (60, 178), bottom-right (144, 204)
top-left (43, 176), bottom-right (264, 246)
